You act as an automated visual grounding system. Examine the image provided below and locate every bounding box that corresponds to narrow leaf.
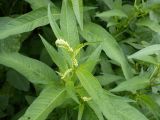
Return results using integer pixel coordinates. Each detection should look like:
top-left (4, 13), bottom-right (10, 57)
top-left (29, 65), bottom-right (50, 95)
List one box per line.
top-left (71, 0), bottom-right (83, 30)
top-left (60, 0), bottom-right (79, 48)
top-left (128, 44), bottom-right (160, 59)
top-left (97, 74), bottom-right (123, 86)
top-left (0, 7), bottom-right (59, 39)
top-left (40, 35), bottom-right (68, 72)
top-left (137, 19), bottom-right (160, 34)
top-left (111, 75), bottom-right (150, 93)
top-left (66, 80), bottom-right (79, 104)
top-left (76, 66), bottom-right (148, 120)
top-left (101, 0), bottom-right (114, 9)
top-left (82, 45), bottom-right (102, 72)
top-left (77, 88), bottom-right (104, 120)
top-left (0, 53), bottom-right (57, 84)
top-left (78, 104), bottom-right (84, 120)
top-left (25, 0), bottom-right (53, 10)
top-left (137, 94), bottom-right (160, 119)
top-left (19, 86), bottom-right (66, 120)
top-left (48, 5), bottom-right (63, 39)
top-left (96, 9), bottom-right (128, 18)
top-left (80, 22), bottom-right (133, 79)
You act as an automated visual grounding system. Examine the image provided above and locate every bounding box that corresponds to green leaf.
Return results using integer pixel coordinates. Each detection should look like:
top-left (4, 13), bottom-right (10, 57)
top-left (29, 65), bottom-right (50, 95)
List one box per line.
top-left (113, 0), bottom-right (122, 9)
top-left (0, 7), bottom-right (59, 39)
top-left (65, 80), bottom-right (79, 104)
top-left (82, 45), bottom-right (102, 72)
top-left (101, 0), bottom-right (114, 9)
top-left (78, 104), bottom-right (84, 120)
top-left (0, 35), bottom-right (21, 53)
top-left (130, 55), bottom-right (159, 65)
top-left (76, 88), bottom-right (104, 120)
top-left (76, 66), bottom-right (148, 120)
top-left (80, 22), bottom-right (133, 79)
top-left (40, 35), bottom-right (68, 72)
top-left (19, 86), bottom-right (66, 120)
top-left (137, 94), bottom-right (160, 120)
top-left (48, 5), bottom-right (63, 39)
top-left (0, 53), bottom-right (58, 84)
top-left (87, 101), bottom-right (104, 120)
top-left (100, 56), bottom-right (114, 74)
top-left (128, 44), bottom-right (160, 59)
top-left (25, 0), bottom-right (53, 10)
top-left (60, 0), bottom-right (79, 48)
top-left (7, 70), bottom-right (30, 91)
top-left (111, 75), bottom-right (150, 93)
top-left (96, 9), bottom-right (128, 18)
top-left (137, 19), bottom-right (160, 34)
top-left (71, 0), bottom-right (83, 30)
top-left (97, 74), bottom-right (123, 86)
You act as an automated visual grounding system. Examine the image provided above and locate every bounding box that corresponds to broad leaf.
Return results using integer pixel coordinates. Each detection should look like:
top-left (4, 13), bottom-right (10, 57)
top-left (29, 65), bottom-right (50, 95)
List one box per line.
top-left (0, 7), bottom-right (59, 39)
top-left (80, 23), bottom-right (133, 79)
top-left (19, 86), bottom-right (66, 120)
top-left (76, 66), bottom-right (148, 120)
top-left (0, 53), bottom-right (58, 84)
top-left (71, 0), bottom-right (83, 30)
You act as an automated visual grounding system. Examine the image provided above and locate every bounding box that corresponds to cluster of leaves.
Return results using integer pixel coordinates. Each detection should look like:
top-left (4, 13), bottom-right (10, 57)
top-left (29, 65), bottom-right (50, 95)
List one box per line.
top-left (1, 0), bottom-right (160, 120)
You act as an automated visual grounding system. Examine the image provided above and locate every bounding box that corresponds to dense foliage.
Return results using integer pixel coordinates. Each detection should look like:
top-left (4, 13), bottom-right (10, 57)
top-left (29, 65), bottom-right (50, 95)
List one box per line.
top-left (1, 0), bottom-right (160, 120)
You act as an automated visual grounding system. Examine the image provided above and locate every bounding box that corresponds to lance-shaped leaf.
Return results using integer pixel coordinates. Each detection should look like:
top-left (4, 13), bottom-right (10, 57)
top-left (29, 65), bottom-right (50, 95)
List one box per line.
top-left (96, 74), bottom-right (123, 86)
top-left (77, 88), bottom-right (104, 120)
top-left (111, 75), bottom-right (150, 93)
top-left (25, 0), bottom-right (53, 10)
top-left (96, 9), bottom-right (128, 19)
top-left (128, 44), bottom-right (160, 59)
top-left (137, 19), bottom-right (160, 34)
top-left (137, 94), bottom-right (160, 119)
top-left (71, 0), bottom-right (83, 30)
top-left (60, 0), bottom-right (79, 48)
top-left (76, 65), bottom-right (148, 120)
top-left (0, 7), bottom-right (59, 39)
top-left (78, 103), bottom-right (84, 120)
top-left (0, 53), bottom-right (58, 84)
top-left (66, 80), bottom-right (79, 104)
top-left (80, 22), bottom-right (133, 79)
top-left (19, 86), bottom-right (66, 120)
top-left (40, 35), bottom-right (68, 72)
top-left (48, 5), bottom-right (63, 39)
top-left (101, 0), bottom-right (114, 9)
top-left (82, 45), bottom-right (102, 72)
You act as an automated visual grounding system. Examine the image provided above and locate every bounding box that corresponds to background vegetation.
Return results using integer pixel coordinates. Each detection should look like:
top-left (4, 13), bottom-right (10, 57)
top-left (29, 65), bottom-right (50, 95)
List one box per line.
top-left (0, 0), bottom-right (160, 120)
